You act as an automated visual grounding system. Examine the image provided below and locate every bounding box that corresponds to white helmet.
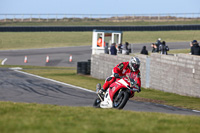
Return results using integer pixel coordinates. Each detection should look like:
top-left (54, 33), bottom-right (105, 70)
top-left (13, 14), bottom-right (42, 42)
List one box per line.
top-left (129, 57), bottom-right (140, 71)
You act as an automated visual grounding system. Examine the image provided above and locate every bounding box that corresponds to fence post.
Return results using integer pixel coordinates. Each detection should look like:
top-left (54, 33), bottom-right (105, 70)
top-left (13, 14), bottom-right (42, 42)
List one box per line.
top-left (4, 15), bottom-right (7, 22)
top-left (30, 14), bottom-right (32, 22)
top-left (21, 14), bottom-right (24, 22)
top-left (146, 57), bottom-right (151, 88)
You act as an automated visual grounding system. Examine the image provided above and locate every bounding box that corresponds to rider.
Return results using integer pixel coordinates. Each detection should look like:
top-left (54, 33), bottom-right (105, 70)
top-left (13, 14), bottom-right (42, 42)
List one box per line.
top-left (98, 57), bottom-right (141, 95)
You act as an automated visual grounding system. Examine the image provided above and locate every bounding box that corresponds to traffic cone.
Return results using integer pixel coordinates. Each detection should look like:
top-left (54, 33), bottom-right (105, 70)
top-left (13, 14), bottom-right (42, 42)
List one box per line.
top-left (46, 55), bottom-right (49, 63)
top-left (24, 56), bottom-right (28, 63)
top-left (69, 55), bottom-right (72, 62)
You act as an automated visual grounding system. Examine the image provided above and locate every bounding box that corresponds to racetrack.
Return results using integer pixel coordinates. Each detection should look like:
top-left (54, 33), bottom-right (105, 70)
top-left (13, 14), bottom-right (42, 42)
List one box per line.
top-left (1, 42), bottom-right (198, 115)
top-left (0, 67), bottom-right (199, 115)
top-left (0, 42), bottom-right (190, 67)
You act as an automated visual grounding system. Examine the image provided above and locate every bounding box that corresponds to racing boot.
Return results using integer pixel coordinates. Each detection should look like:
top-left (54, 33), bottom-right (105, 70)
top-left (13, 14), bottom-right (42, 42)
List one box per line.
top-left (96, 83), bottom-right (106, 99)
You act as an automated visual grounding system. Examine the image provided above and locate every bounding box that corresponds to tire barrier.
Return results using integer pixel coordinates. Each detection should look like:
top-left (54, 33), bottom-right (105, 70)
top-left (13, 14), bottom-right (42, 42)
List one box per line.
top-left (77, 60), bottom-right (91, 75)
top-left (1, 25), bottom-right (200, 32)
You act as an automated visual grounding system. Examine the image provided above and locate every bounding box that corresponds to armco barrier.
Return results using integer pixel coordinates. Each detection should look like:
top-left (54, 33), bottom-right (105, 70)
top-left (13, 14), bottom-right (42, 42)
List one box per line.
top-left (1, 25), bottom-right (200, 32)
top-left (91, 53), bottom-right (200, 98)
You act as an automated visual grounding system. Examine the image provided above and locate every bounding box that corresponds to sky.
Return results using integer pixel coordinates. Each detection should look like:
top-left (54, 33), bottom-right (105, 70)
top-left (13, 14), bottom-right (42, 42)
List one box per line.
top-left (0, 0), bottom-right (200, 15)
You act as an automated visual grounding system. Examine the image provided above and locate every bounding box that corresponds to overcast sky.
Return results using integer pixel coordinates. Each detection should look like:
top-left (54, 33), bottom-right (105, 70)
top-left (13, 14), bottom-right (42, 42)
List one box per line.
top-left (0, 0), bottom-right (200, 15)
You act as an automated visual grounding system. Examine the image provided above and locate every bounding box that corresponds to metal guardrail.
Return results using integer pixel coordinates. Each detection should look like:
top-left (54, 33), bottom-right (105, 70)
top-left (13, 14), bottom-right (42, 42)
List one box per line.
top-left (0, 13), bottom-right (200, 22)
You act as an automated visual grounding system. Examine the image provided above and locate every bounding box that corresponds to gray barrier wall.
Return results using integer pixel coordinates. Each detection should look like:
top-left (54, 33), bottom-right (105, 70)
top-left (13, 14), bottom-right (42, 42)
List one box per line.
top-left (91, 53), bottom-right (200, 98)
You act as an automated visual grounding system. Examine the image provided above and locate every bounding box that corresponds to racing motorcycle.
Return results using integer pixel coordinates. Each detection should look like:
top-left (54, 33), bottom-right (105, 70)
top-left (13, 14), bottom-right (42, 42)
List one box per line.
top-left (93, 72), bottom-right (140, 109)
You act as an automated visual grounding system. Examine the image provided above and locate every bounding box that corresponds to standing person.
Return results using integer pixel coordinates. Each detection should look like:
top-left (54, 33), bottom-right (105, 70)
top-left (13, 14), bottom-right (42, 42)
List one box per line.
top-left (104, 43), bottom-right (109, 54)
top-left (97, 35), bottom-right (105, 47)
top-left (128, 42), bottom-right (132, 53)
top-left (110, 43), bottom-right (117, 55)
top-left (122, 42), bottom-right (129, 55)
top-left (155, 38), bottom-right (161, 52)
top-left (118, 43), bottom-right (122, 54)
top-left (191, 40), bottom-right (200, 55)
top-left (98, 57), bottom-right (141, 96)
top-left (159, 41), bottom-right (169, 55)
top-left (151, 43), bottom-right (158, 53)
top-left (140, 46), bottom-right (148, 55)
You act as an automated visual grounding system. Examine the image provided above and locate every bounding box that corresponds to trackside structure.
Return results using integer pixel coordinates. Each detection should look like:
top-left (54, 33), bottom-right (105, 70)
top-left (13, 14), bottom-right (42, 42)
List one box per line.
top-left (92, 29), bottom-right (122, 55)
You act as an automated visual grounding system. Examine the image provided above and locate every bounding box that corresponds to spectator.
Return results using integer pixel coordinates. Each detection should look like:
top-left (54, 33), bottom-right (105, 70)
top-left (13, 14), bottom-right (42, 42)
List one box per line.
top-left (122, 42), bottom-right (129, 55)
top-left (140, 46), bottom-right (148, 55)
top-left (97, 35), bottom-right (105, 47)
top-left (159, 41), bottom-right (169, 55)
top-left (191, 40), bottom-right (200, 55)
top-left (118, 43), bottom-right (122, 54)
top-left (104, 43), bottom-right (109, 54)
top-left (127, 42), bottom-right (132, 53)
top-left (110, 43), bottom-right (117, 55)
top-left (155, 38), bottom-right (162, 52)
top-left (151, 43), bottom-right (158, 53)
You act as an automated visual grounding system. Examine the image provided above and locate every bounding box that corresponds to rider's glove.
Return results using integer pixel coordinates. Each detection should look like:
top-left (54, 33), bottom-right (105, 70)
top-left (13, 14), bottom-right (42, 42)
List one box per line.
top-left (98, 88), bottom-right (106, 95)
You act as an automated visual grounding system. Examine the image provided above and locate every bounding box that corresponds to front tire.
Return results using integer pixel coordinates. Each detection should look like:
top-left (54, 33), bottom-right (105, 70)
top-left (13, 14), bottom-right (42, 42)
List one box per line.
top-left (113, 91), bottom-right (129, 109)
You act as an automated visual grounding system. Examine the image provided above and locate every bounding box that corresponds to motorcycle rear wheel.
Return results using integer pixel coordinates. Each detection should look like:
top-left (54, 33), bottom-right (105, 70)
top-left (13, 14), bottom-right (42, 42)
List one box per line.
top-left (113, 91), bottom-right (129, 109)
top-left (93, 97), bottom-right (101, 108)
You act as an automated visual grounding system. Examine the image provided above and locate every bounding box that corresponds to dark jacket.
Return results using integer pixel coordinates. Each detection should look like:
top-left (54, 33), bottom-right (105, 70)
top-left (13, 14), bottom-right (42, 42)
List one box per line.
top-left (140, 46), bottom-right (148, 55)
top-left (191, 44), bottom-right (200, 55)
top-left (159, 44), bottom-right (169, 55)
top-left (110, 45), bottom-right (117, 55)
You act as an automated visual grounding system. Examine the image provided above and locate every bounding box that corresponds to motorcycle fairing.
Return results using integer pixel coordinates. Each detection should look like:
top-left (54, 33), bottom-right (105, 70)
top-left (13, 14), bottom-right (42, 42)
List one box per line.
top-left (108, 79), bottom-right (128, 101)
top-left (100, 89), bottom-right (113, 108)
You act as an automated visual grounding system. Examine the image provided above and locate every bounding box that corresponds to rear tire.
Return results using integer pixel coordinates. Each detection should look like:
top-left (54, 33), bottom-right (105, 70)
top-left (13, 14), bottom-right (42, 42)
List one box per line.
top-left (113, 91), bottom-right (129, 109)
top-left (93, 97), bottom-right (101, 108)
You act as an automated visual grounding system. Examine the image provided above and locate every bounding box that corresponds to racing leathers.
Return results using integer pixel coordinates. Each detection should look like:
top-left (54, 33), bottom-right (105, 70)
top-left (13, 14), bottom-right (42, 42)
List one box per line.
top-left (102, 62), bottom-right (141, 92)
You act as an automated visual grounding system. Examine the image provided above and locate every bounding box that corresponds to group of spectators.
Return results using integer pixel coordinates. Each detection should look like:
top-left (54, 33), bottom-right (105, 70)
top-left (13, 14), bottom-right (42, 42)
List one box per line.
top-left (105, 38), bottom-right (200, 56)
top-left (190, 40), bottom-right (200, 55)
top-left (151, 38), bottom-right (169, 55)
top-left (140, 38), bottom-right (169, 55)
top-left (106, 42), bottom-right (131, 55)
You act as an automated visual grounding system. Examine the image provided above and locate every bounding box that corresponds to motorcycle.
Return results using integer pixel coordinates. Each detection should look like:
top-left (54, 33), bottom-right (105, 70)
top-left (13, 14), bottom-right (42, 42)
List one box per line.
top-left (93, 72), bottom-right (140, 109)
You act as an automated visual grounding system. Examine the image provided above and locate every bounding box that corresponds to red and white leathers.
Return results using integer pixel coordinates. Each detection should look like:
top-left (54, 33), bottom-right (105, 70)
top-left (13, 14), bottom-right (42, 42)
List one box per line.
top-left (102, 62), bottom-right (141, 91)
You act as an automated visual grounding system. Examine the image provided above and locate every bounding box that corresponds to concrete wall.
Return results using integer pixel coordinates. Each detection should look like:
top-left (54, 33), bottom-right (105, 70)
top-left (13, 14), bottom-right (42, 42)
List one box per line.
top-left (91, 53), bottom-right (200, 98)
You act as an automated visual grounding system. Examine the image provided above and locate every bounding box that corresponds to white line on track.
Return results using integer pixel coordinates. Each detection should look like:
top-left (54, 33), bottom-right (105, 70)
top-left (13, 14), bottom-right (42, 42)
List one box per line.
top-left (14, 69), bottom-right (95, 93)
top-left (1, 58), bottom-right (7, 65)
top-left (192, 110), bottom-right (200, 113)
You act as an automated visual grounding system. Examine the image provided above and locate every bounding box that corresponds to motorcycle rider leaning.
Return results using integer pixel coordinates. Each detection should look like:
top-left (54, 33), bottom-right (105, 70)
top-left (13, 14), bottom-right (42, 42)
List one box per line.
top-left (98, 57), bottom-right (141, 96)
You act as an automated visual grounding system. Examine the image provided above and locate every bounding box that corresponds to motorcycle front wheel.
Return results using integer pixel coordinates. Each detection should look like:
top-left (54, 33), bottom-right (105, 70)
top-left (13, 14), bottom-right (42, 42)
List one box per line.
top-left (113, 90), bottom-right (129, 109)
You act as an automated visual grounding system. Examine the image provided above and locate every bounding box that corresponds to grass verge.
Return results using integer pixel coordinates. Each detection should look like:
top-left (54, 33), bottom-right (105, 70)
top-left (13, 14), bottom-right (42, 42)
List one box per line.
top-left (0, 101), bottom-right (199, 133)
top-left (0, 31), bottom-right (199, 50)
top-left (2, 65), bottom-right (200, 110)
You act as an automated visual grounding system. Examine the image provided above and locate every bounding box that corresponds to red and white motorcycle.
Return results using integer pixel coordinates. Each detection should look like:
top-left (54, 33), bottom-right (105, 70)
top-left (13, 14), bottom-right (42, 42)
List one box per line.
top-left (93, 72), bottom-right (141, 109)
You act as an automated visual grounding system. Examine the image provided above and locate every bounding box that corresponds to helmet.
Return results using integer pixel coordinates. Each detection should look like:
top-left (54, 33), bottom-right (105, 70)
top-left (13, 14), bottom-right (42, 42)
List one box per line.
top-left (192, 40), bottom-right (198, 44)
top-left (129, 57), bottom-right (140, 71)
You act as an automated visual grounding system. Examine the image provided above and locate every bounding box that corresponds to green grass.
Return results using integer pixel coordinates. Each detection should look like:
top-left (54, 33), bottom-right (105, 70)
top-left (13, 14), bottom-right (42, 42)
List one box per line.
top-left (0, 101), bottom-right (199, 133)
top-left (168, 49), bottom-right (190, 54)
top-left (0, 32), bottom-right (92, 50)
top-left (2, 65), bottom-right (200, 110)
top-left (0, 31), bottom-right (200, 50)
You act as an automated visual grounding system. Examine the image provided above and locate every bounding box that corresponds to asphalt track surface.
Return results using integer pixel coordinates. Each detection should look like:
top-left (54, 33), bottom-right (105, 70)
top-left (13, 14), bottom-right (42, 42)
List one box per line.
top-left (0, 67), bottom-right (199, 115)
top-left (0, 42), bottom-right (190, 67)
